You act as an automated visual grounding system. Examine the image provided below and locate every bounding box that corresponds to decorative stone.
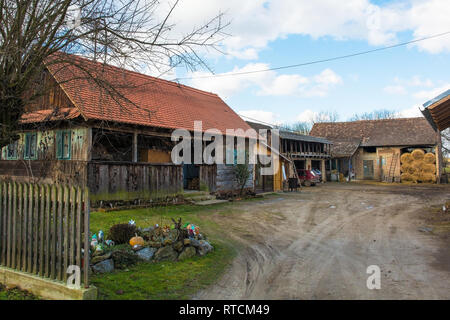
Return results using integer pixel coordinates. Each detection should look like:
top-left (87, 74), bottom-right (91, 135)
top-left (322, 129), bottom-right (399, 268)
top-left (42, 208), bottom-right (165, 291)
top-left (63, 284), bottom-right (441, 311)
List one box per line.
top-left (163, 239), bottom-right (173, 246)
top-left (168, 229), bottom-right (179, 241)
top-left (111, 249), bottom-right (139, 270)
top-left (91, 252), bottom-right (112, 265)
top-left (197, 240), bottom-right (213, 256)
top-left (183, 239), bottom-right (191, 246)
top-left (148, 241), bottom-right (162, 248)
top-left (190, 239), bottom-right (200, 248)
top-left (178, 247), bottom-right (196, 261)
top-left (154, 246), bottom-right (178, 262)
top-left (173, 241), bottom-right (183, 252)
top-left (132, 245), bottom-right (143, 251)
top-left (136, 247), bottom-right (157, 261)
top-left (92, 259), bottom-right (114, 274)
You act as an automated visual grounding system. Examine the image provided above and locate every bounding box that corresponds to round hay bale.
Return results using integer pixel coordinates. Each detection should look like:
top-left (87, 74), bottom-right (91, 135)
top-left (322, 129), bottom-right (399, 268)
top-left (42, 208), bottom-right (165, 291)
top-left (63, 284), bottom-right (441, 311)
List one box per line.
top-left (423, 153), bottom-right (436, 164)
top-left (401, 163), bottom-right (411, 173)
top-left (422, 163), bottom-right (436, 174)
top-left (420, 173), bottom-right (435, 183)
top-left (410, 174), bottom-right (420, 183)
top-left (401, 173), bottom-right (412, 182)
top-left (400, 153), bottom-right (413, 164)
top-left (407, 166), bottom-right (417, 175)
top-left (412, 160), bottom-right (425, 172)
top-left (411, 149), bottom-right (425, 161)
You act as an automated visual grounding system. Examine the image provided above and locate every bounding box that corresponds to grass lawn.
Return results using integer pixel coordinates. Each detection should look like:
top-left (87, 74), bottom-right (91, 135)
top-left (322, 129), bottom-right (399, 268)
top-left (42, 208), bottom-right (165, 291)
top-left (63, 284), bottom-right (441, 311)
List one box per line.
top-left (90, 201), bottom-right (245, 300)
top-left (0, 284), bottom-right (39, 300)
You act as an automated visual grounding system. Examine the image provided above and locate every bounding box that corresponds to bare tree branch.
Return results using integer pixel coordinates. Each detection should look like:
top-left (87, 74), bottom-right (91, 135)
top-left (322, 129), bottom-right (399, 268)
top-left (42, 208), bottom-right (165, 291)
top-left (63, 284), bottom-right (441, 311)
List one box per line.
top-left (0, 0), bottom-right (229, 148)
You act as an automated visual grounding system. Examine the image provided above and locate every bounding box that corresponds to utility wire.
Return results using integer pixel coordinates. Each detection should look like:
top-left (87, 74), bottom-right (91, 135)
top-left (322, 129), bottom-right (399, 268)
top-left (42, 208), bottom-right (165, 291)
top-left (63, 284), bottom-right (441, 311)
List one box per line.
top-left (239, 113), bottom-right (298, 132)
top-left (172, 31), bottom-right (450, 81)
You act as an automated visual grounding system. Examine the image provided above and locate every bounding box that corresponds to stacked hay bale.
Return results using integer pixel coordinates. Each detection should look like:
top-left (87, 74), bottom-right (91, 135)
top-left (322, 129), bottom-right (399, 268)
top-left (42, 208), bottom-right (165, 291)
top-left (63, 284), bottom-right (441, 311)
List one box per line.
top-left (400, 149), bottom-right (436, 183)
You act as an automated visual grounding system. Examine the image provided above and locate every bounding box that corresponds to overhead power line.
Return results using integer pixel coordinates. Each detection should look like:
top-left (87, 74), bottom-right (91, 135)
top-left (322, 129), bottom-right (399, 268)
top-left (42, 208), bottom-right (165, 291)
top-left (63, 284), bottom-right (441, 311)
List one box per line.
top-left (173, 31), bottom-right (450, 81)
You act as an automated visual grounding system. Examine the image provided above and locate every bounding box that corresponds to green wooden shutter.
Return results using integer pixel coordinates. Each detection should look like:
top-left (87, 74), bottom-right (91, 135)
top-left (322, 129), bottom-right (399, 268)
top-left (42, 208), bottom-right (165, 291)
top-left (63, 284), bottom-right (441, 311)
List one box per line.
top-left (56, 131), bottom-right (62, 159)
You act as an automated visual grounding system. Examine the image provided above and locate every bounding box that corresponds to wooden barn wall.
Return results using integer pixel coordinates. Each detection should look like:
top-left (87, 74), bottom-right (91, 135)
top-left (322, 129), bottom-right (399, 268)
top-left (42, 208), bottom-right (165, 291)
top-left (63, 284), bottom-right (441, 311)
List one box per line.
top-left (87, 162), bottom-right (183, 202)
top-left (0, 160), bottom-right (88, 186)
top-left (199, 165), bottom-right (217, 192)
top-left (0, 127), bottom-right (89, 161)
top-left (24, 70), bottom-right (75, 113)
top-left (216, 164), bottom-right (254, 193)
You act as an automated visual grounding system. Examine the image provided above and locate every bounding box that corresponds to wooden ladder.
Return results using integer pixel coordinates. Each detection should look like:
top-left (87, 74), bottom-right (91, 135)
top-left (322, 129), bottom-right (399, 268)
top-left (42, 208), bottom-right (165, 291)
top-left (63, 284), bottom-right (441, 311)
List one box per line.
top-left (386, 153), bottom-right (399, 182)
top-left (288, 155), bottom-right (302, 189)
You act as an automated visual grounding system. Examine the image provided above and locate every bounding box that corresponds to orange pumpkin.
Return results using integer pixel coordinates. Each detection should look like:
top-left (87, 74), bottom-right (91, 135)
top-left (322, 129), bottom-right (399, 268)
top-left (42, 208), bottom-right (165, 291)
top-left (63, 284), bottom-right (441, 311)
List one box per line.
top-left (129, 234), bottom-right (144, 247)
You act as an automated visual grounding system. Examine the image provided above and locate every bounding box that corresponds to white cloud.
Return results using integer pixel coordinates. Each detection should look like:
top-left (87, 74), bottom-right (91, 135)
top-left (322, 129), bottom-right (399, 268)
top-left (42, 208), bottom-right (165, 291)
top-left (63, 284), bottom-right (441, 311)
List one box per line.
top-left (238, 110), bottom-right (280, 125)
top-left (413, 83), bottom-right (450, 100)
top-left (314, 69), bottom-right (343, 85)
top-left (163, 0), bottom-right (450, 60)
top-left (384, 85), bottom-right (407, 95)
top-left (384, 75), bottom-right (435, 95)
top-left (408, 75), bottom-right (434, 88)
top-left (396, 106), bottom-right (423, 118)
top-left (296, 109), bottom-right (318, 122)
top-left (188, 64), bottom-right (342, 98)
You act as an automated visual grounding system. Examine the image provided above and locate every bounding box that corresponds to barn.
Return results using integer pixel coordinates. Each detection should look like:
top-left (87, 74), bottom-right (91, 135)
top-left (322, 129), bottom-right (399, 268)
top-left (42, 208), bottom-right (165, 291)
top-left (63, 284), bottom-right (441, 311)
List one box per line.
top-left (0, 54), bottom-right (256, 202)
top-left (310, 118), bottom-right (443, 183)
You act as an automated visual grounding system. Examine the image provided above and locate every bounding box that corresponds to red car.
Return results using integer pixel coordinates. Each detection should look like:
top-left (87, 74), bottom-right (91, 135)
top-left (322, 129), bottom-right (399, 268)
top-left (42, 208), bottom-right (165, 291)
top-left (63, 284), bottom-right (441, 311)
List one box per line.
top-left (297, 169), bottom-right (320, 187)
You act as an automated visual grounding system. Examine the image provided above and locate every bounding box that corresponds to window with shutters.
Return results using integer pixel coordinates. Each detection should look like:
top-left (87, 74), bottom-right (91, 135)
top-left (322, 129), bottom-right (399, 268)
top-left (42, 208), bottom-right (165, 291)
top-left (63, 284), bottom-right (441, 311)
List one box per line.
top-left (24, 133), bottom-right (37, 160)
top-left (56, 130), bottom-right (71, 160)
top-left (6, 140), bottom-right (19, 160)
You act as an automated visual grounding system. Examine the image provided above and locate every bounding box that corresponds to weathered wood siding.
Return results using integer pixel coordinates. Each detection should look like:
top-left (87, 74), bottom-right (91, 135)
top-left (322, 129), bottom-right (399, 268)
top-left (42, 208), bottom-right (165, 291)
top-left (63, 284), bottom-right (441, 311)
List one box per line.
top-left (199, 165), bottom-right (217, 192)
top-left (24, 70), bottom-right (75, 113)
top-left (216, 164), bottom-right (254, 193)
top-left (87, 162), bottom-right (183, 202)
top-left (0, 127), bottom-right (90, 162)
top-left (0, 160), bottom-right (88, 186)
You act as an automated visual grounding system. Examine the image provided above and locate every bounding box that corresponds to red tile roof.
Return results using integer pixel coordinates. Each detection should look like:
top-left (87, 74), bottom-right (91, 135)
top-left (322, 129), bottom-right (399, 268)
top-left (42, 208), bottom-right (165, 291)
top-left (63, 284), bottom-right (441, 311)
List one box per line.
top-left (32, 54), bottom-right (254, 136)
top-left (21, 108), bottom-right (81, 124)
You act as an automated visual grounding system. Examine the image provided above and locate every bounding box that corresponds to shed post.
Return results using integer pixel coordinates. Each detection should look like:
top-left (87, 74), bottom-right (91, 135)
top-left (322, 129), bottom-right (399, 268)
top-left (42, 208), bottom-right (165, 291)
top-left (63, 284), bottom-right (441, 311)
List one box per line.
top-left (436, 131), bottom-right (444, 184)
top-left (132, 131), bottom-right (138, 163)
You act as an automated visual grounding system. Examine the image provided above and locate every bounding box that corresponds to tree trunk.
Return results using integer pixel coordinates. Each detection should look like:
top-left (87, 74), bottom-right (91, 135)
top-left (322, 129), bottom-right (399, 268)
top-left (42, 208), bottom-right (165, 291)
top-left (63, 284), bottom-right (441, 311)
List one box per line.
top-left (0, 95), bottom-right (24, 148)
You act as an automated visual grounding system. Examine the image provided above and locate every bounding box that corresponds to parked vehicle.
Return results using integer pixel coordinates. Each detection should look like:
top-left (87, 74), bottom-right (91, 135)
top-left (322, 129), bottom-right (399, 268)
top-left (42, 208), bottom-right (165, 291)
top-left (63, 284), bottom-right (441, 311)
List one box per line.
top-left (312, 169), bottom-right (322, 182)
top-left (297, 169), bottom-right (320, 187)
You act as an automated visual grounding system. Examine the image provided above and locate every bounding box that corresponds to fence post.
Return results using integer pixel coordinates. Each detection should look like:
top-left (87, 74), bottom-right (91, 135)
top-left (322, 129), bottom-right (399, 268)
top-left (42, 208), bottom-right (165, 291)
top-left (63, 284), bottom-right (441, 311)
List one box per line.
top-left (84, 187), bottom-right (90, 288)
top-left (0, 183), bottom-right (2, 265)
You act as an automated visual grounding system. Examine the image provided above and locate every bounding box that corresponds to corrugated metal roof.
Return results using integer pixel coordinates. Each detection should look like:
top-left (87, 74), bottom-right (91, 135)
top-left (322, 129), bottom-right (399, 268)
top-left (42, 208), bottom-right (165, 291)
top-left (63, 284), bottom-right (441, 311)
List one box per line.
top-left (279, 130), bottom-right (331, 144)
top-left (423, 89), bottom-right (450, 108)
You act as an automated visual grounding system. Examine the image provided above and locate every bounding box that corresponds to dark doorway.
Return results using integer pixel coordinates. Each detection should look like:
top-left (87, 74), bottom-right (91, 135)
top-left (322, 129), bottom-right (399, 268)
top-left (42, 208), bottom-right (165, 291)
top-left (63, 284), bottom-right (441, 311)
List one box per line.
top-left (311, 160), bottom-right (321, 170)
top-left (255, 163), bottom-right (274, 193)
top-left (294, 160), bottom-right (306, 170)
top-left (183, 164), bottom-right (200, 190)
top-left (363, 160), bottom-right (374, 179)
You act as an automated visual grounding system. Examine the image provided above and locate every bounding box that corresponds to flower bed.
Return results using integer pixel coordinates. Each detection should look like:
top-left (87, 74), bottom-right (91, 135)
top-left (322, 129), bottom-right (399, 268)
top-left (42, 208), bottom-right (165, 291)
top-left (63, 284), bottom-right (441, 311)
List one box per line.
top-left (89, 219), bottom-right (213, 274)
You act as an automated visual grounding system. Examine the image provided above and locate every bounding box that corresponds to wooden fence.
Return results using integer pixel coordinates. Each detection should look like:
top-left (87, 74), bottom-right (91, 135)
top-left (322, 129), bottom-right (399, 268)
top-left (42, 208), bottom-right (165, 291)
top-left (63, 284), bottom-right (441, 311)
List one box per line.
top-left (0, 181), bottom-right (90, 287)
top-left (87, 161), bottom-right (183, 201)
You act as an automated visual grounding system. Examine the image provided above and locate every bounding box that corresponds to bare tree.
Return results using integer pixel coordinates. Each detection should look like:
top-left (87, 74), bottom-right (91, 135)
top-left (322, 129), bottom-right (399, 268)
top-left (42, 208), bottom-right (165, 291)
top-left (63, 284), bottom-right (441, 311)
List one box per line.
top-left (281, 122), bottom-right (312, 135)
top-left (442, 128), bottom-right (450, 157)
top-left (311, 110), bottom-right (339, 123)
top-left (0, 0), bottom-right (227, 148)
top-left (348, 109), bottom-right (397, 121)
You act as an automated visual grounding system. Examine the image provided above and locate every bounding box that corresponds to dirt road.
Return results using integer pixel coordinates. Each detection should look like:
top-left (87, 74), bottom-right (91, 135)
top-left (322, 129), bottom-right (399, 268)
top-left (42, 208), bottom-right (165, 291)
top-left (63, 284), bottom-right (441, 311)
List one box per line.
top-left (195, 183), bottom-right (450, 299)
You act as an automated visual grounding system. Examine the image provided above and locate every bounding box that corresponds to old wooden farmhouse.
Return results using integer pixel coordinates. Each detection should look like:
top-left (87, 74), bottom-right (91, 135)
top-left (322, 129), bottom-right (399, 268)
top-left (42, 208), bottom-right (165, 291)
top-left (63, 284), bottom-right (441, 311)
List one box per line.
top-left (0, 54), bottom-right (256, 203)
top-left (247, 121), bottom-right (331, 192)
top-left (310, 117), bottom-right (443, 183)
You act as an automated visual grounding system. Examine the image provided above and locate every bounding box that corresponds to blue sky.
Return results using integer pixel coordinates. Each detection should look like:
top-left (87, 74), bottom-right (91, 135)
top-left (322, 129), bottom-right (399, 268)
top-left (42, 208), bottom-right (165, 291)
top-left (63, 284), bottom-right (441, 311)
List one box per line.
top-left (165, 0), bottom-right (450, 125)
